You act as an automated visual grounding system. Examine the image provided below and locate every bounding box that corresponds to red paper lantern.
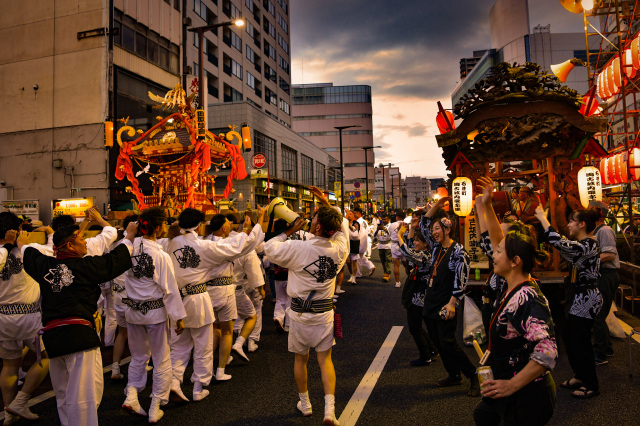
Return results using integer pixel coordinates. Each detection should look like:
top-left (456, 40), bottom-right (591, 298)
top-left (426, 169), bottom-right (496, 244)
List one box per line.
top-left (614, 153), bottom-right (624, 183)
top-left (597, 72), bottom-right (606, 99)
top-left (630, 147), bottom-right (640, 180)
top-left (633, 36), bottom-right (640, 69)
top-left (613, 57), bottom-right (622, 88)
top-left (623, 48), bottom-right (637, 79)
top-left (600, 157), bottom-right (609, 185)
top-left (579, 93), bottom-right (599, 116)
top-left (436, 111), bottom-right (455, 134)
top-left (607, 156), bottom-right (618, 184)
top-left (606, 65), bottom-right (619, 95)
top-left (620, 151), bottom-right (629, 183)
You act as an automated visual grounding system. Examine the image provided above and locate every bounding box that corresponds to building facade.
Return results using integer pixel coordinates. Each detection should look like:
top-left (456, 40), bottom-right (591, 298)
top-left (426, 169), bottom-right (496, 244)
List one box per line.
top-left (403, 176), bottom-right (432, 209)
top-left (291, 83), bottom-right (375, 202)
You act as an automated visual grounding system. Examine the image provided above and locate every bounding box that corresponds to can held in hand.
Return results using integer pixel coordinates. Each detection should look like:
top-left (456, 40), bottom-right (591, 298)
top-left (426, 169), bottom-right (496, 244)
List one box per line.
top-left (439, 307), bottom-right (448, 320)
top-left (477, 366), bottom-right (494, 387)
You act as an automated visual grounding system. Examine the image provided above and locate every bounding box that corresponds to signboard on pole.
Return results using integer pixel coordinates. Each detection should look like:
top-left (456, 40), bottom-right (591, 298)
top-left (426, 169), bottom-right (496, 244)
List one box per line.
top-left (354, 191), bottom-right (361, 198)
top-left (251, 153), bottom-right (267, 169)
top-left (250, 169), bottom-right (268, 179)
top-left (334, 182), bottom-right (341, 193)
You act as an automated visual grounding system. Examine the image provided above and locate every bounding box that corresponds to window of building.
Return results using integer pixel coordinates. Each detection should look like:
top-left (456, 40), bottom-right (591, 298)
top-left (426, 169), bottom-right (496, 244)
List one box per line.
top-left (246, 45), bottom-right (257, 63)
top-left (246, 71), bottom-right (256, 89)
top-left (277, 12), bottom-right (288, 34)
top-left (254, 131), bottom-right (277, 176)
top-left (194, 0), bottom-right (208, 20)
top-left (281, 144), bottom-right (297, 181)
top-left (266, 110), bottom-right (278, 120)
top-left (292, 113), bottom-right (372, 120)
top-left (193, 62), bottom-right (199, 77)
top-left (245, 0), bottom-right (254, 13)
top-left (263, 19), bottom-right (276, 39)
top-left (246, 21), bottom-right (256, 38)
top-left (264, 64), bottom-right (277, 82)
top-left (230, 1), bottom-right (242, 19)
top-left (223, 84), bottom-right (243, 102)
top-left (301, 155), bottom-right (313, 186)
top-left (277, 0), bottom-right (287, 14)
top-left (291, 85), bottom-right (372, 105)
top-left (278, 76), bottom-right (289, 94)
top-left (114, 10), bottom-right (179, 74)
top-left (266, 0), bottom-right (275, 16)
top-left (278, 55), bottom-right (289, 74)
top-left (298, 130), bottom-right (373, 137)
top-left (315, 162), bottom-right (325, 188)
top-left (277, 33), bottom-right (289, 54)
top-left (264, 41), bottom-right (276, 60)
top-left (230, 30), bottom-right (242, 52)
top-left (344, 162), bottom-right (374, 168)
top-left (265, 87), bottom-right (277, 105)
top-left (279, 98), bottom-right (290, 115)
top-left (231, 59), bottom-right (243, 79)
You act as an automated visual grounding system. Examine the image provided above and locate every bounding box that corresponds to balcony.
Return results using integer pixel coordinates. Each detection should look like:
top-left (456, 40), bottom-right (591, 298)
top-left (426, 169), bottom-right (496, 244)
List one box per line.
top-left (222, 5), bottom-right (231, 18)
top-left (208, 85), bottom-right (219, 99)
top-left (207, 52), bottom-right (218, 67)
top-left (253, 37), bottom-right (261, 49)
top-left (254, 88), bottom-right (262, 98)
top-left (254, 62), bottom-right (261, 73)
top-left (223, 34), bottom-right (231, 47)
top-left (224, 94), bottom-right (232, 102)
top-left (253, 11), bottom-right (260, 24)
top-left (223, 64), bottom-right (232, 76)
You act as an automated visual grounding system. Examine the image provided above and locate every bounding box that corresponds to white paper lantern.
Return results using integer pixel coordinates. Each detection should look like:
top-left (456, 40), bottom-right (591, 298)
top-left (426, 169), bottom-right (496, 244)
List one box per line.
top-left (578, 166), bottom-right (602, 208)
top-left (452, 176), bottom-right (473, 216)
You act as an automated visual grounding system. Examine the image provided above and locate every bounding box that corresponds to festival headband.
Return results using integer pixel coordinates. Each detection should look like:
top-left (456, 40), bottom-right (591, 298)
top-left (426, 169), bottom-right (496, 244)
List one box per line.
top-left (53, 230), bottom-right (82, 259)
top-left (180, 225), bottom-right (200, 234)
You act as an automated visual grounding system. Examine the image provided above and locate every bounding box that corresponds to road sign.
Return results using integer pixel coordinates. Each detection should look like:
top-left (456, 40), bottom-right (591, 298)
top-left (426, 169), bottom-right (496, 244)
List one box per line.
top-left (251, 153), bottom-right (266, 169)
top-left (355, 191), bottom-right (361, 198)
top-left (250, 169), bottom-right (268, 179)
top-left (354, 181), bottom-right (361, 189)
top-left (334, 182), bottom-right (341, 193)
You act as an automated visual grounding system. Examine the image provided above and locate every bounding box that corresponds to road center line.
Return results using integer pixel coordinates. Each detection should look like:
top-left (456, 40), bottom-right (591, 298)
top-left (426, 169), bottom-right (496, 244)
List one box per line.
top-left (338, 326), bottom-right (403, 426)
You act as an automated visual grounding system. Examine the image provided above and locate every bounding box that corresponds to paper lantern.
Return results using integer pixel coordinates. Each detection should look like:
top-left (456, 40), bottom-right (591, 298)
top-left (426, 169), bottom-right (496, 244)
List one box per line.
top-left (451, 177), bottom-right (473, 216)
top-left (606, 65), bottom-right (619, 95)
top-left (436, 110), bottom-right (455, 134)
top-left (608, 155), bottom-right (618, 184)
top-left (633, 36), bottom-right (640, 69)
top-left (578, 166), bottom-right (602, 208)
top-left (579, 93), bottom-right (599, 116)
top-left (614, 152), bottom-right (624, 183)
top-left (631, 147), bottom-right (640, 180)
top-left (613, 57), bottom-right (622, 88)
top-left (599, 157), bottom-right (609, 185)
top-left (436, 185), bottom-right (449, 199)
top-left (623, 49), bottom-right (637, 79)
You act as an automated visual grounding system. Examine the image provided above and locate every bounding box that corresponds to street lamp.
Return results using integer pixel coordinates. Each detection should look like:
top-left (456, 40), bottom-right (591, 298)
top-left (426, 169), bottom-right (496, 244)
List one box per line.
top-left (188, 19), bottom-right (244, 109)
top-left (334, 125), bottom-right (360, 213)
top-left (378, 162), bottom-right (393, 212)
top-left (362, 145), bottom-right (381, 215)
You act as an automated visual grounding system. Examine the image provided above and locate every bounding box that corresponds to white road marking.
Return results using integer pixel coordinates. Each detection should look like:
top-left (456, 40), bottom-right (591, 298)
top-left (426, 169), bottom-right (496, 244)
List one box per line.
top-left (338, 326), bottom-right (403, 426)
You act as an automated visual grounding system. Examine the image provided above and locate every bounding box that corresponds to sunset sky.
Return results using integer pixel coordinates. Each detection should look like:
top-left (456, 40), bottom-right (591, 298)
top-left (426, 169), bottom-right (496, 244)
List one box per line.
top-left (290, 0), bottom-right (583, 179)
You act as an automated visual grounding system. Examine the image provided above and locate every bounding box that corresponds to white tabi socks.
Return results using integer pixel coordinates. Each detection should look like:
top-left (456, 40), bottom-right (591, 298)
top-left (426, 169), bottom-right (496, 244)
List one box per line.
top-left (323, 394), bottom-right (340, 426)
top-left (296, 391), bottom-right (312, 416)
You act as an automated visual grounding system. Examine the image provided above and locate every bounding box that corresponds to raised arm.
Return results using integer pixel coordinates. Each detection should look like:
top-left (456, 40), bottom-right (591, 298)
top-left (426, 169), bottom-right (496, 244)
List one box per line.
top-left (477, 176), bottom-right (504, 251)
top-left (309, 186), bottom-right (331, 207)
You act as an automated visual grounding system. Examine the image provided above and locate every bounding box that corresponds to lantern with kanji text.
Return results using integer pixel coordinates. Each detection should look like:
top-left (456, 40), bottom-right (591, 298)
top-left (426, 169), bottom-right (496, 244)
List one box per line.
top-left (452, 177), bottom-right (473, 216)
top-left (578, 166), bottom-right (602, 208)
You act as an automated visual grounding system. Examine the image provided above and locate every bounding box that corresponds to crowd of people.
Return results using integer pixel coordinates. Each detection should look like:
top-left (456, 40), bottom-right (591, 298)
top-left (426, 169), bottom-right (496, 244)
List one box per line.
top-left (0, 175), bottom-right (622, 425)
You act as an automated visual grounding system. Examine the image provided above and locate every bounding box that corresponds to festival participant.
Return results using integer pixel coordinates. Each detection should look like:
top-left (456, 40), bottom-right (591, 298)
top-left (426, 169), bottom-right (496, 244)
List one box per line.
top-left (514, 187), bottom-right (539, 225)
top-left (20, 220), bottom-right (138, 426)
top-left (226, 214), bottom-right (264, 362)
top-left (265, 198), bottom-right (348, 426)
top-left (174, 207), bottom-right (264, 383)
top-left (121, 207), bottom-right (186, 422)
top-left (0, 213), bottom-right (50, 423)
top-left (374, 214), bottom-right (392, 282)
top-left (397, 220), bottom-right (437, 367)
top-left (389, 210), bottom-right (408, 288)
top-left (474, 176), bottom-right (557, 425)
top-left (110, 214), bottom-right (139, 381)
top-left (535, 205), bottom-right (602, 399)
top-left (418, 197), bottom-right (479, 396)
top-left (353, 208), bottom-right (375, 277)
top-left (589, 201), bottom-right (620, 365)
top-left (50, 207), bottom-right (117, 257)
top-left (346, 212), bottom-right (361, 284)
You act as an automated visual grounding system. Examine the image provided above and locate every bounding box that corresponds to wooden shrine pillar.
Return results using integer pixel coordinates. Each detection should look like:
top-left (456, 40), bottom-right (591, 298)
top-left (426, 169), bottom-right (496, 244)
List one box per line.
top-left (546, 156), bottom-right (560, 272)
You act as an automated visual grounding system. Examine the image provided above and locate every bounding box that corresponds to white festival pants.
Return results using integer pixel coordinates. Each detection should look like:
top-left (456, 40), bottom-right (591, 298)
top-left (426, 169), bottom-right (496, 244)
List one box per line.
top-left (273, 280), bottom-right (290, 325)
top-left (126, 322), bottom-right (172, 404)
top-left (357, 253), bottom-right (375, 275)
top-left (235, 289), bottom-right (264, 341)
top-left (101, 287), bottom-right (117, 346)
top-left (49, 347), bottom-right (103, 426)
top-left (170, 323), bottom-right (213, 386)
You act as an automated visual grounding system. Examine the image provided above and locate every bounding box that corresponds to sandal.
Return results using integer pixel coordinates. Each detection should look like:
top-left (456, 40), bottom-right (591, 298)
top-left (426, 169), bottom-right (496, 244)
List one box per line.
top-left (571, 386), bottom-right (600, 399)
top-left (560, 378), bottom-right (584, 389)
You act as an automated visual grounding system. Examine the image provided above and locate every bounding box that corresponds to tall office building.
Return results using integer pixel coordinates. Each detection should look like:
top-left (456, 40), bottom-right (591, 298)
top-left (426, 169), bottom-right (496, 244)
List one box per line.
top-left (184, 0), bottom-right (293, 128)
top-left (291, 83), bottom-right (375, 201)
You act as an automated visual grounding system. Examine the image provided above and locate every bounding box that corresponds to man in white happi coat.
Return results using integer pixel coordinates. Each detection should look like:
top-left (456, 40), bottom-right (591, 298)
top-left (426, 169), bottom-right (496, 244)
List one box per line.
top-left (388, 210), bottom-right (408, 288)
top-left (170, 207), bottom-right (264, 384)
top-left (353, 207), bottom-right (375, 277)
top-left (121, 208), bottom-right (186, 423)
top-left (0, 213), bottom-right (51, 423)
top-left (264, 189), bottom-right (348, 426)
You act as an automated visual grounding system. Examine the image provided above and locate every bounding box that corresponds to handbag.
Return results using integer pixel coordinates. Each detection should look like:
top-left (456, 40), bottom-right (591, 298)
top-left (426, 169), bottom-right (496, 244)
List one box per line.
top-left (350, 239), bottom-right (360, 254)
top-left (401, 266), bottom-right (419, 308)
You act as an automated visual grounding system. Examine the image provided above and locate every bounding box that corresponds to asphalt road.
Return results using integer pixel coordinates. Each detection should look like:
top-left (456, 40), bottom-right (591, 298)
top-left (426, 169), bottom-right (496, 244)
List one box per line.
top-left (5, 256), bottom-right (640, 425)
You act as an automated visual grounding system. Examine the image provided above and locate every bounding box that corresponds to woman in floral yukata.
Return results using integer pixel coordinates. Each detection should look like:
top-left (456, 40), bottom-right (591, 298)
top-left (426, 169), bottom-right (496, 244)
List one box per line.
top-left (534, 204), bottom-right (602, 400)
top-left (473, 176), bottom-right (557, 426)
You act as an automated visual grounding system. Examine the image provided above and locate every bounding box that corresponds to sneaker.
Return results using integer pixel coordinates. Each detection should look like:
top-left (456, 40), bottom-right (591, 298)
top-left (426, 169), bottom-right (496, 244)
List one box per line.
top-left (468, 375), bottom-right (481, 397)
top-left (297, 400), bottom-right (312, 417)
top-left (192, 381), bottom-right (210, 402)
top-left (148, 397), bottom-right (164, 424)
top-left (122, 386), bottom-right (147, 417)
top-left (215, 368), bottom-right (232, 381)
top-left (382, 274), bottom-right (390, 282)
top-left (232, 343), bottom-right (250, 362)
top-left (247, 339), bottom-right (259, 352)
top-left (594, 356), bottom-right (609, 366)
top-left (395, 282), bottom-right (401, 288)
top-left (6, 391), bottom-right (39, 421)
top-left (436, 376), bottom-right (463, 387)
top-left (170, 378), bottom-right (189, 402)
top-left (335, 288), bottom-right (345, 294)
top-left (409, 358), bottom-right (432, 367)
